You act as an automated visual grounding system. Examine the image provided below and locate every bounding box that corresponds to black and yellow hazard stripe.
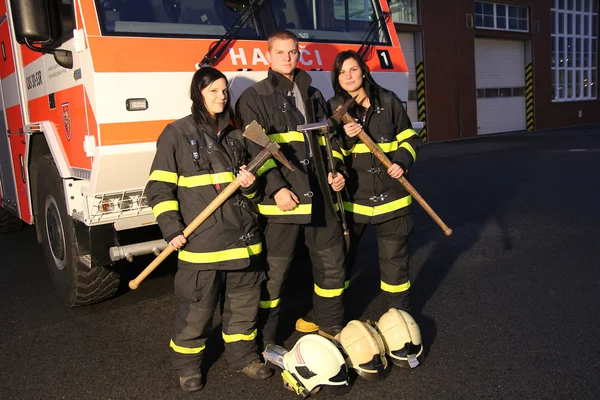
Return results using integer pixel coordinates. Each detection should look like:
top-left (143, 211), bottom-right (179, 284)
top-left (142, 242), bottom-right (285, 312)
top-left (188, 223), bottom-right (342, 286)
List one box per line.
top-left (525, 63), bottom-right (534, 131)
top-left (416, 62), bottom-right (427, 142)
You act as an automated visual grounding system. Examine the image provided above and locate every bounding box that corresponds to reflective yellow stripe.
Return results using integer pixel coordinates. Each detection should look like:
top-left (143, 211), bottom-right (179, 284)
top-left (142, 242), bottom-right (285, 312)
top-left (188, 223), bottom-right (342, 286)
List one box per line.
top-left (340, 147), bottom-right (352, 156)
top-left (344, 280), bottom-right (350, 290)
top-left (343, 195), bottom-right (412, 217)
top-left (352, 141), bottom-right (399, 154)
top-left (178, 172), bottom-right (235, 188)
top-left (222, 329), bottom-right (257, 343)
top-left (396, 128), bottom-right (418, 143)
top-left (244, 190), bottom-right (257, 199)
top-left (332, 150), bottom-right (344, 163)
top-left (256, 159), bottom-right (277, 177)
top-left (268, 131), bottom-right (304, 143)
top-left (170, 339), bottom-right (205, 354)
top-left (399, 142), bottom-right (417, 161)
top-left (314, 283), bottom-right (344, 298)
top-left (259, 298), bottom-right (281, 309)
top-left (256, 203), bottom-right (312, 215)
top-left (381, 280), bottom-right (411, 293)
top-left (178, 243), bottom-right (262, 263)
top-left (149, 170), bottom-right (178, 184)
top-left (153, 200), bottom-right (179, 218)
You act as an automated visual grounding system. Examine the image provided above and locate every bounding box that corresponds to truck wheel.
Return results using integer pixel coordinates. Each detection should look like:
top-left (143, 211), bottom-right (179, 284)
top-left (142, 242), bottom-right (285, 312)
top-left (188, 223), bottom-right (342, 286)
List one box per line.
top-left (37, 155), bottom-right (120, 306)
top-left (0, 206), bottom-right (22, 233)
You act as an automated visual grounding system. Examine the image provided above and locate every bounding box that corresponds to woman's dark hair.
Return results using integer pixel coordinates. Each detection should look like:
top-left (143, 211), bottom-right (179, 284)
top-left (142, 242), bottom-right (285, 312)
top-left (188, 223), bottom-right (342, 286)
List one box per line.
top-left (331, 50), bottom-right (389, 105)
top-left (190, 67), bottom-right (237, 126)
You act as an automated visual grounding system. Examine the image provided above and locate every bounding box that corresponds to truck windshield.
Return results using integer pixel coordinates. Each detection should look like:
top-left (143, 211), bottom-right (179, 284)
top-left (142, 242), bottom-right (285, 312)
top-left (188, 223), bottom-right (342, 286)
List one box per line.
top-left (95, 0), bottom-right (262, 38)
top-left (270, 0), bottom-right (390, 44)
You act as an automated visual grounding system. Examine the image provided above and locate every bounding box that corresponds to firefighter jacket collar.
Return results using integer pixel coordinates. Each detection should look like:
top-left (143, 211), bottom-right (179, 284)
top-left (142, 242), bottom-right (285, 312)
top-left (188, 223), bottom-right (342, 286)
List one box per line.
top-left (267, 68), bottom-right (313, 97)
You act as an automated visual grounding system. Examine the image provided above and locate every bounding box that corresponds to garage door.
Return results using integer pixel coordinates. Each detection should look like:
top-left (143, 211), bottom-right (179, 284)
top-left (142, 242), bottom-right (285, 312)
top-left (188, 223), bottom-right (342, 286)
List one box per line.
top-left (398, 33), bottom-right (418, 124)
top-left (475, 38), bottom-right (526, 135)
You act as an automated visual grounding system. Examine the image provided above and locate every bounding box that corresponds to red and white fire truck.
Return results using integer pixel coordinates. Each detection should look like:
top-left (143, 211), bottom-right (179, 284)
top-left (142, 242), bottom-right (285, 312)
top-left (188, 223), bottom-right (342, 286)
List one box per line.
top-left (0, 0), bottom-right (415, 306)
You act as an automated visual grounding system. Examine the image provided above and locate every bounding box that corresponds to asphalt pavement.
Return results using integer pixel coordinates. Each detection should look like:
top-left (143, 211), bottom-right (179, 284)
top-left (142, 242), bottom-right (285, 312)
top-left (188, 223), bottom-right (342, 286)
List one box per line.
top-left (1, 125), bottom-right (599, 400)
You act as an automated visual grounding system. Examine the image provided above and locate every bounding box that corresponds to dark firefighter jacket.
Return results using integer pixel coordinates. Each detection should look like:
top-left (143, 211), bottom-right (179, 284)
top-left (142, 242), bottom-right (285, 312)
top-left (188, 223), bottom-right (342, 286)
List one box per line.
top-left (145, 112), bottom-right (262, 271)
top-left (328, 91), bottom-right (422, 225)
top-left (235, 68), bottom-right (345, 225)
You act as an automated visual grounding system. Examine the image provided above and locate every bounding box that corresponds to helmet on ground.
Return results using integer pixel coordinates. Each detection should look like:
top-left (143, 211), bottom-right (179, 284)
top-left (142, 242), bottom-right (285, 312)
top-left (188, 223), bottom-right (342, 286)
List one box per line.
top-left (281, 334), bottom-right (349, 397)
top-left (377, 308), bottom-right (424, 368)
top-left (335, 320), bottom-right (388, 381)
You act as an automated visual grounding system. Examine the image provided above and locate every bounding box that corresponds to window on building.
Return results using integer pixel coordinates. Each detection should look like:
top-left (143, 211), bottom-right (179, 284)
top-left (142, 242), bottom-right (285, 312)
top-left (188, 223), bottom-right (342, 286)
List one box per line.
top-left (389, 0), bottom-right (419, 24)
top-left (551, 0), bottom-right (598, 101)
top-left (474, 2), bottom-right (529, 32)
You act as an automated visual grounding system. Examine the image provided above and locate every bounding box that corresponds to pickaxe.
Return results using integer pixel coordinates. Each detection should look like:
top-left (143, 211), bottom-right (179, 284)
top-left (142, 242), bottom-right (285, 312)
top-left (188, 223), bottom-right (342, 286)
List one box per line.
top-left (129, 121), bottom-right (294, 290)
top-left (332, 101), bottom-right (453, 236)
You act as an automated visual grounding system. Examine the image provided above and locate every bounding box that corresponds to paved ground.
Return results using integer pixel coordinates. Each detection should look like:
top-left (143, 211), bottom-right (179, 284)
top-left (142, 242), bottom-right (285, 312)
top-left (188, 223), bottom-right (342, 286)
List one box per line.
top-left (1, 125), bottom-right (599, 400)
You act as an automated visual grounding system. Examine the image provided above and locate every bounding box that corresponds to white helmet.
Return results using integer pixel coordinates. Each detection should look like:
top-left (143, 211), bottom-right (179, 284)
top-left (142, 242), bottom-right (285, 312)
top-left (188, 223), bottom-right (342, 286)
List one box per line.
top-left (335, 320), bottom-right (388, 381)
top-left (270, 334), bottom-right (348, 397)
top-left (377, 308), bottom-right (424, 368)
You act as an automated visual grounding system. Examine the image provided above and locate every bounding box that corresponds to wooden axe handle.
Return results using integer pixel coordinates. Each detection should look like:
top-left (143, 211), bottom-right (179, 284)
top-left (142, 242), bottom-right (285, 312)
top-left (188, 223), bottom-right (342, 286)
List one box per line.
top-left (129, 181), bottom-right (241, 290)
top-left (341, 113), bottom-right (452, 236)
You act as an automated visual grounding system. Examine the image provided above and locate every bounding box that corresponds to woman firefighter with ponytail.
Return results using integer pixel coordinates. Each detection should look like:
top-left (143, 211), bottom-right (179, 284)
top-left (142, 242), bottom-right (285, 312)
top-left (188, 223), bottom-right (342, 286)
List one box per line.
top-left (327, 50), bottom-right (422, 314)
top-left (145, 67), bottom-right (273, 392)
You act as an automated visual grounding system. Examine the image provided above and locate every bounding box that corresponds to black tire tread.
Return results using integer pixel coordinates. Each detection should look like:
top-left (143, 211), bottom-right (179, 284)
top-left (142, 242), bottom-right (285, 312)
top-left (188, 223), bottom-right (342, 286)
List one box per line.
top-left (71, 266), bottom-right (120, 306)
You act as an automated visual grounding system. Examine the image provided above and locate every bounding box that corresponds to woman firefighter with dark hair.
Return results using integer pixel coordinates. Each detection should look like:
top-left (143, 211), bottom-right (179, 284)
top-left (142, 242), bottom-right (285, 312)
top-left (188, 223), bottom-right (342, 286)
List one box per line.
top-left (145, 67), bottom-right (273, 392)
top-left (327, 50), bottom-right (422, 314)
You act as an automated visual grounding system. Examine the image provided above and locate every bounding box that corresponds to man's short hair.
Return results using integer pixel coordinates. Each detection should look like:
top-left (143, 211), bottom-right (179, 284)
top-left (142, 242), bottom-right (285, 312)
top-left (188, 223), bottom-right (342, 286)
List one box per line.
top-left (267, 29), bottom-right (299, 51)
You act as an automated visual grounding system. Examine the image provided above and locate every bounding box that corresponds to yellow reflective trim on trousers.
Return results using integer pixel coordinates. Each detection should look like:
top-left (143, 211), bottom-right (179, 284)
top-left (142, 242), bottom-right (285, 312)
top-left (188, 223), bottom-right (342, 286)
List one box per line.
top-left (259, 298), bottom-right (281, 309)
top-left (178, 243), bottom-right (262, 263)
top-left (222, 329), bottom-right (258, 343)
top-left (381, 280), bottom-right (411, 293)
top-left (256, 159), bottom-right (277, 177)
top-left (256, 203), bottom-right (312, 215)
top-left (343, 195), bottom-right (412, 217)
top-left (396, 128), bottom-right (418, 143)
top-left (314, 284), bottom-right (344, 298)
top-left (153, 200), bottom-right (179, 218)
top-left (149, 170), bottom-right (178, 184)
top-left (178, 172), bottom-right (235, 188)
top-left (268, 131), bottom-right (305, 143)
top-left (352, 141), bottom-right (399, 154)
top-left (170, 339), bottom-right (205, 354)
top-left (399, 142), bottom-right (417, 161)
top-left (244, 190), bottom-right (257, 199)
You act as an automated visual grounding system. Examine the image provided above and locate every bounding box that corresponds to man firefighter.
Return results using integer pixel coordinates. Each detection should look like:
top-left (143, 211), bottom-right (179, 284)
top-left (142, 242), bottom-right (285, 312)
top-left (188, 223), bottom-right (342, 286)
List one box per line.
top-left (235, 29), bottom-right (347, 347)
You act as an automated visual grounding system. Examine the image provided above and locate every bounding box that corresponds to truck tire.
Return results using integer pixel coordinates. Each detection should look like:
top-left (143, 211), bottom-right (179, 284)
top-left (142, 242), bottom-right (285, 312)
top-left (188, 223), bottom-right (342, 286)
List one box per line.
top-left (0, 206), bottom-right (22, 233)
top-left (37, 155), bottom-right (120, 306)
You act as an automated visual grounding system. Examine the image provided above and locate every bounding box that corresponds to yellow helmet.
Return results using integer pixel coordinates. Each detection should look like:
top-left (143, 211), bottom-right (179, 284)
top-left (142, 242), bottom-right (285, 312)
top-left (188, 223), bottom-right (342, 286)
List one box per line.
top-left (335, 320), bottom-right (388, 381)
top-left (376, 308), bottom-right (424, 368)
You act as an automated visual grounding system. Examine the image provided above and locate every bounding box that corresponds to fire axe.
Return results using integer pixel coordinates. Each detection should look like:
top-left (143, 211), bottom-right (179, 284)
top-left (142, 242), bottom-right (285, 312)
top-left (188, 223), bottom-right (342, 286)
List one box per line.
top-left (129, 121), bottom-right (294, 290)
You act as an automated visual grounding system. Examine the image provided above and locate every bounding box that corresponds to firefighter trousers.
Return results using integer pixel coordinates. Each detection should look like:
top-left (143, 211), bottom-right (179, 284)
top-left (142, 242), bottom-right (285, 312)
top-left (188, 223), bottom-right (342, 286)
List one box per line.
top-left (169, 264), bottom-right (264, 376)
top-left (258, 221), bottom-right (346, 343)
top-left (347, 214), bottom-right (415, 312)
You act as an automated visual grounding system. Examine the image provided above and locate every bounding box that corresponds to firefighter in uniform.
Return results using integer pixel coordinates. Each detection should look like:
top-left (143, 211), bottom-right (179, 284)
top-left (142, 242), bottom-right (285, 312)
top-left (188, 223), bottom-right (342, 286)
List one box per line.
top-left (145, 67), bottom-right (273, 392)
top-left (327, 50), bottom-right (422, 313)
top-left (235, 30), bottom-right (347, 345)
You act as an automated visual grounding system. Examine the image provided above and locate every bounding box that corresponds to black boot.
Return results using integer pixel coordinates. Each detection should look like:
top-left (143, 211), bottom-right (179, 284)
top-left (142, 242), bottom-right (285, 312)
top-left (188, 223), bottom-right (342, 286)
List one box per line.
top-left (179, 374), bottom-right (204, 392)
top-left (238, 359), bottom-right (274, 380)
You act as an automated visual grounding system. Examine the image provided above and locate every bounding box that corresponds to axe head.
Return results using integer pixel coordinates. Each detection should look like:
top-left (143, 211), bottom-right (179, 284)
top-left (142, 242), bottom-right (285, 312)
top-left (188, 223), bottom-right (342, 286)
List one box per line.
top-left (242, 120), bottom-right (294, 171)
top-left (330, 96), bottom-right (358, 127)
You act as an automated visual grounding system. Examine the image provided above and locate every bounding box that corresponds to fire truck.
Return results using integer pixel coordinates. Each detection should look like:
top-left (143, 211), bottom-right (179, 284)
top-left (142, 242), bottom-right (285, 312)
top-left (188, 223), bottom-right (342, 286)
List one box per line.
top-left (0, 0), bottom-right (415, 306)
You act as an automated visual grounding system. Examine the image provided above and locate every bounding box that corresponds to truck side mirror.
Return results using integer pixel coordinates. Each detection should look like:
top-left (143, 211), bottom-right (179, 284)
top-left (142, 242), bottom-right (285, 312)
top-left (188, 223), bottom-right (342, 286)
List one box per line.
top-left (10, 0), bottom-right (52, 43)
top-left (9, 0), bottom-right (73, 69)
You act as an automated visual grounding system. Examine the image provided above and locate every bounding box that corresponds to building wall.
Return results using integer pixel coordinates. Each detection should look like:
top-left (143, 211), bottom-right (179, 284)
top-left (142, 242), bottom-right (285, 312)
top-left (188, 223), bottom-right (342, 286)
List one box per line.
top-left (403, 0), bottom-right (600, 142)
